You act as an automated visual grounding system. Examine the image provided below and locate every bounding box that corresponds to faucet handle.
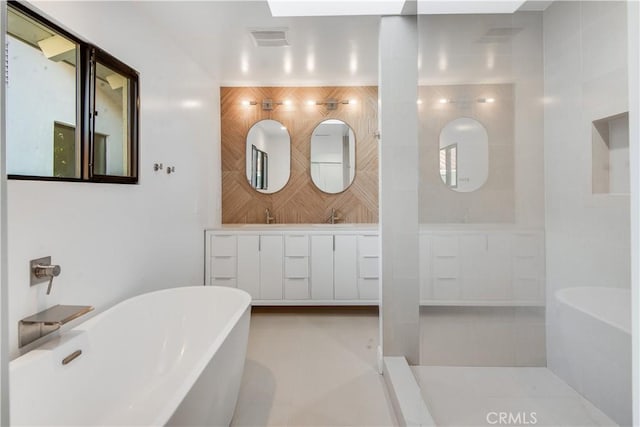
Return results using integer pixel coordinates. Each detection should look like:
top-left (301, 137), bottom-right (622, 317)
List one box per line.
top-left (34, 264), bottom-right (61, 278)
top-left (30, 257), bottom-right (61, 295)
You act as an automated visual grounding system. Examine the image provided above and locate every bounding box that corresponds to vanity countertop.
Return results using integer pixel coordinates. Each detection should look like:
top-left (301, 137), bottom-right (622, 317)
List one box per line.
top-left (208, 224), bottom-right (543, 233)
top-left (209, 224), bottom-right (379, 233)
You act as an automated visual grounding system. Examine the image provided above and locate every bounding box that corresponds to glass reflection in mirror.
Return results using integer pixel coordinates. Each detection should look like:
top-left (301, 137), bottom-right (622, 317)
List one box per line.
top-left (245, 119), bottom-right (290, 193)
top-left (310, 119), bottom-right (356, 194)
top-left (439, 117), bottom-right (488, 192)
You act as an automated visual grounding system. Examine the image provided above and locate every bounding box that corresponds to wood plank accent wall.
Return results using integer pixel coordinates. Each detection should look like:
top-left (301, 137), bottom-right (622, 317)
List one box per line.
top-left (221, 86), bottom-right (378, 224)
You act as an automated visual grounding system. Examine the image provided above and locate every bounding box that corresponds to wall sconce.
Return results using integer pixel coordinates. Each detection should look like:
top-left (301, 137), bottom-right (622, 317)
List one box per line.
top-left (241, 99), bottom-right (292, 110)
top-left (311, 98), bottom-right (356, 110)
top-left (477, 97), bottom-right (496, 103)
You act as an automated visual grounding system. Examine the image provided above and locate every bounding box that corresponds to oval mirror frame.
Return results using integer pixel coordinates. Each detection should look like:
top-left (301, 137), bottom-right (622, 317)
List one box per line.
top-left (245, 119), bottom-right (291, 194)
top-left (309, 119), bottom-right (357, 194)
top-left (438, 117), bottom-right (489, 192)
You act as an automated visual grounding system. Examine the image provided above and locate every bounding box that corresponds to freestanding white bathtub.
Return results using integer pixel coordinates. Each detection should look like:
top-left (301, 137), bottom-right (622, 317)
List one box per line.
top-left (10, 286), bottom-right (251, 426)
top-left (551, 286), bottom-right (631, 426)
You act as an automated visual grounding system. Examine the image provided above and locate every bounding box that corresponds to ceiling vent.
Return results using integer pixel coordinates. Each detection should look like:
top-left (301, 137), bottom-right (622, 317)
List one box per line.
top-left (249, 28), bottom-right (289, 47)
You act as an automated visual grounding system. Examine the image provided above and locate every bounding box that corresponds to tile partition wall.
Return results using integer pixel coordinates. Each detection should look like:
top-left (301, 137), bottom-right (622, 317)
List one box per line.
top-left (220, 86), bottom-right (378, 224)
top-left (379, 16), bottom-right (420, 365)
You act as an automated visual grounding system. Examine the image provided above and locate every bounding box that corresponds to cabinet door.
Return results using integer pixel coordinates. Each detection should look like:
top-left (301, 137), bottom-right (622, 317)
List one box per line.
top-left (334, 235), bottom-right (358, 300)
top-left (259, 235), bottom-right (284, 300)
top-left (237, 235), bottom-right (260, 299)
top-left (310, 235), bottom-right (334, 300)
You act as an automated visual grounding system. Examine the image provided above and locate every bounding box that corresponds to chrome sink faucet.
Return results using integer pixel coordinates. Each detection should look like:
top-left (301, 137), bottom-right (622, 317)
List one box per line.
top-left (327, 208), bottom-right (342, 224)
top-left (265, 208), bottom-right (275, 224)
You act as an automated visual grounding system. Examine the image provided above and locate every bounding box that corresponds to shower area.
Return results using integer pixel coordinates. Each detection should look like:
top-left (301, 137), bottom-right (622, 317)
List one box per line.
top-left (381, 2), bottom-right (635, 426)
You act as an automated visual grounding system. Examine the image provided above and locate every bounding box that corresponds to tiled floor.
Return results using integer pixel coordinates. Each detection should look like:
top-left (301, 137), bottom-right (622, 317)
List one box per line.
top-left (420, 307), bottom-right (546, 367)
top-left (231, 308), bottom-right (397, 426)
top-left (412, 366), bottom-right (617, 426)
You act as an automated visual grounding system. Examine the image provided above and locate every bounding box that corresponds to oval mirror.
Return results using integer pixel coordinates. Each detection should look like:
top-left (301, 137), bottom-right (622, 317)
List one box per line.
top-left (439, 117), bottom-right (488, 192)
top-left (310, 119), bottom-right (356, 194)
top-left (245, 119), bottom-right (291, 194)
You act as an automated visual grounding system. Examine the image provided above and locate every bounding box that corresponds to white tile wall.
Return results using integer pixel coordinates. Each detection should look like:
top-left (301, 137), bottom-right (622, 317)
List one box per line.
top-left (379, 16), bottom-right (420, 364)
top-left (544, 1), bottom-right (632, 424)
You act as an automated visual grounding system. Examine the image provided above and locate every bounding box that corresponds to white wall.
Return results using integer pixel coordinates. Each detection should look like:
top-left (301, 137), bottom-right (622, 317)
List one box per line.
top-left (7, 1), bottom-right (221, 358)
top-left (544, 0), bottom-right (629, 297)
top-left (0, 2), bottom-right (9, 422)
top-left (544, 1), bottom-right (631, 423)
top-left (628, 1), bottom-right (640, 423)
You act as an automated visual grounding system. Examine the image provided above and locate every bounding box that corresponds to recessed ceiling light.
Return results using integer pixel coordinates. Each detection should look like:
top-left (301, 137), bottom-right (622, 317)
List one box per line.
top-left (267, 0), bottom-right (406, 17)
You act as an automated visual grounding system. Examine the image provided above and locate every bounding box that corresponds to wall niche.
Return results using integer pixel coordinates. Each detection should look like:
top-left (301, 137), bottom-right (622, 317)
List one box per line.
top-left (592, 112), bottom-right (629, 194)
top-left (221, 86), bottom-right (378, 224)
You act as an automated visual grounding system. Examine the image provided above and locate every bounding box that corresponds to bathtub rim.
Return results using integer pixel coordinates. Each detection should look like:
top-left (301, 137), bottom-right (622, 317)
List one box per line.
top-left (9, 285), bottom-right (252, 426)
top-left (555, 286), bottom-right (630, 335)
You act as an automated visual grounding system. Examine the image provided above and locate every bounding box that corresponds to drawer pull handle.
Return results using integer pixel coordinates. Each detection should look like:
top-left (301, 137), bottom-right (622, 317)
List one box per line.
top-left (62, 350), bottom-right (82, 365)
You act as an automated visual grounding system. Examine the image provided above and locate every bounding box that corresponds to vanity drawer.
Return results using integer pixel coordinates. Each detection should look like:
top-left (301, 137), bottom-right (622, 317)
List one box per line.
top-left (358, 235), bottom-right (379, 257)
top-left (285, 257), bottom-right (309, 278)
top-left (210, 256), bottom-right (236, 278)
top-left (359, 256), bottom-right (379, 278)
top-left (210, 235), bottom-right (237, 257)
top-left (285, 235), bottom-right (309, 257)
top-left (211, 277), bottom-right (237, 288)
top-left (358, 278), bottom-right (379, 300)
top-left (284, 278), bottom-right (310, 300)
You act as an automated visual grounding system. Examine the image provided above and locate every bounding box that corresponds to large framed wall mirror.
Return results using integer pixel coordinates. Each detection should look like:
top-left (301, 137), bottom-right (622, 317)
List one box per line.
top-left (310, 119), bottom-right (356, 194)
top-left (439, 117), bottom-right (488, 192)
top-left (245, 119), bottom-right (290, 194)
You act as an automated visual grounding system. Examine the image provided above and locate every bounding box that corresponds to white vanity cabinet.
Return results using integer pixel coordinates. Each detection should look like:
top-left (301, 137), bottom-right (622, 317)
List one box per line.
top-left (284, 234), bottom-right (310, 300)
top-left (237, 236), bottom-right (260, 299)
top-left (209, 234), bottom-right (237, 288)
top-left (310, 235), bottom-right (334, 300)
top-left (357, 235), bottom-right (380, 300)
top-left (210, 234), bottom-right (284, 300)
top-left (260, 235), bottom-right (284, 300)
top-left (205, 227), bottom-right (379, 305)
top-left (333, 235), bottom-right (359, 300)
top-left (419, 229), bottom-right (545, 306)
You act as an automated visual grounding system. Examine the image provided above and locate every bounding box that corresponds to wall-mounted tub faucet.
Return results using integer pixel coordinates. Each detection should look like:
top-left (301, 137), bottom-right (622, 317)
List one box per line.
top-left (30, 256), bottom-right (61, 295)
top-left (19, 304), bottom-right (93, 348)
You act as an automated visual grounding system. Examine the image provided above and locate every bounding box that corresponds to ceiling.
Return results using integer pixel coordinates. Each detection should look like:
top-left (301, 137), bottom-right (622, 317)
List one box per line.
top-left (137, 1), bottom-right (380, 86)
top-left (136, 0), bottom-right (550, 87)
